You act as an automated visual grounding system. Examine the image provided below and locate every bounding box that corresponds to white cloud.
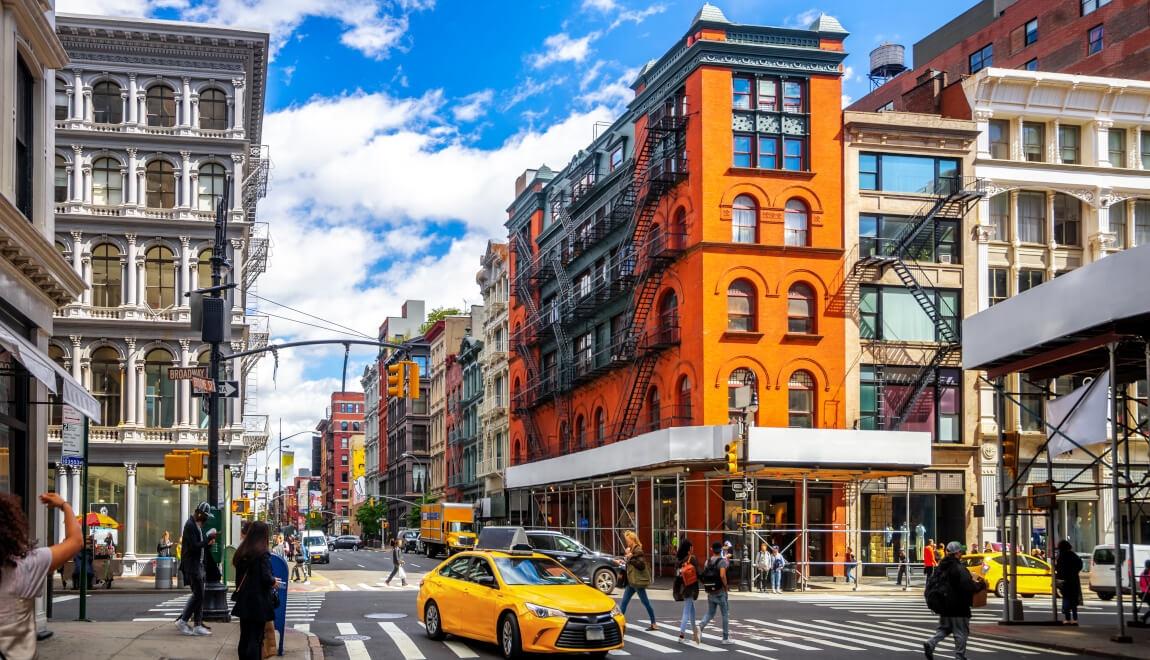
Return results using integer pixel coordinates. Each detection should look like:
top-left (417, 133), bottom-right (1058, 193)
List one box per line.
top-left (843, 65), bottom-right (856, 83)
top-left (452, 89), bottom-right (494, 123)
top-left (57, 0), bottom-right (154, 13)
top-left (582, 0), bottom-right (618, 10)
top-left (531, 32), bottom-right (598, 68)
top-left (784, 8), bottom-right (822, 29)
top-left (841, 94), bottom-right (853, 108)
top-left (579, 67), bottom-right (637, 112)
top-left (609, 4), bottom-right (664, 30)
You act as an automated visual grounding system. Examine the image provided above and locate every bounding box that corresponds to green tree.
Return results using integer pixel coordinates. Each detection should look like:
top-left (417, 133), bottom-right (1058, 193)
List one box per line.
top-left (304, 511), bottom-right (324, 530)
top-left (355, 499), bottom-right (387, 541)
top-left (419, 307), bottom-right (462, 334)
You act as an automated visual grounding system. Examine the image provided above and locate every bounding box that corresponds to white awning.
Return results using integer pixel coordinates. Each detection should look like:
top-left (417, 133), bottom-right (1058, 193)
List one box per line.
top-left (0, 324), bottom-right (101, 423)
top-left (746, 427), bottom-right (931, 468)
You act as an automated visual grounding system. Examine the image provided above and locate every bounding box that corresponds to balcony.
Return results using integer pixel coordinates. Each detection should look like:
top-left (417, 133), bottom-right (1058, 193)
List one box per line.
top-left (48, 425), bottom-right (244, 445)
top-left (56, 201), bottom-right (246, 223)
top-left (647, 231), bottom-right (686, 263)
top-left (57, 119), bottom-right (243, 140)
top-left (476, 456), bottom-right (506, 479)
top-left (55, 304), bottom-right (245, 325)
top-left (642, 317), bottom-right (681, 350)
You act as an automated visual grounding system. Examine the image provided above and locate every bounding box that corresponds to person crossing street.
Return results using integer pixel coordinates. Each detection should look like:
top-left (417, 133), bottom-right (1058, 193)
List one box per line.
top-left (922, 541), bottom-right (986, 660)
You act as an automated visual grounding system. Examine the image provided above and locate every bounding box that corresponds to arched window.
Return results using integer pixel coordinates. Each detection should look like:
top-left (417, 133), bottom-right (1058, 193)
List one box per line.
top-left (353, 422), bottom-right (361, 432)
top-left (594, 407), bottom-right (605, 446)
top-left (146, 160), bottom-right (176, 208)
top-left (144, 348), bottom-right (175, 427)
top-left (145, 245), bottom-right (177, 308)
top-left (341, 421), bottom-right (348, 431)
top-left (646, 386), bottom-right (660, 432)
top-left (677, 375), bottom-right (692, 424)
top-left (788, 370), bottom-right (815, 428)
top-left (49, 345), bottom-right (67, 425)
top-left (197, 248), bottom-right (213, 290)
top-left (731, 194), bottom-right (757, 243)
top-left (91, 346), bottom-right (122, 426)
top-left (784, 198), bottom-right (810, 246)
top-left (91, 244), bottom-right (122, 308)
top-left (514, 438), bottom-right (522, 464)
top-left (728, 368), bottom-right (758, 424)
top-left (55, 155), bottom-right (69, 202)
top-left (198, 163), bottom-right (227, 211)
top-left (787, 283), bottom-right (816, 334)
top-left (92, 157), bottom-right (123, 206)
top-left (575, 415), bottom-right (585, 449)
top-left (146, 85), bottom-right (176, 127)
top-left (92, 81), bottom-right (123, 124)
top-left (727, 279), bottom-right (756, 331)
top-left (199, 88), bottom-right (228, 130)
top-left (55, 78), bottom-right (69, 121)
top-left (658, 290), bottom-right (678, 343)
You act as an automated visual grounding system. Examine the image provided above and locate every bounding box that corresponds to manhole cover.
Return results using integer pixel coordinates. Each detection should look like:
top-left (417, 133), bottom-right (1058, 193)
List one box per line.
top-left (335, 634), bottom-right (372, 642)
top-left (365, 613), bottom-right (408, 619)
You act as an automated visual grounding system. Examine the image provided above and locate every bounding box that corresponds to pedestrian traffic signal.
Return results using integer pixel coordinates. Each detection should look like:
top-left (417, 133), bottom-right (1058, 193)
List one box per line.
top-left (1001, 432), bottom-right (1019, 476)
top-left (231, 498), bottom-right (251, 515)
top-left (163, 449), bottom-right (207, 483)
top-left (387, 362), bottom-right (405, 398)
top-left (725, 440), bottom-right (739, 474)
top-left (406, 360), bottom-right (420, 400)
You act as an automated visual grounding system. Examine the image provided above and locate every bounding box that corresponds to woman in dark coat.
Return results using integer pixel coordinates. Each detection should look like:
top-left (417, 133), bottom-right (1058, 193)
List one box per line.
top-left (1055, 539), bottom-right (1083, 625)
top-left (232, 521), bottom-right (279, 659)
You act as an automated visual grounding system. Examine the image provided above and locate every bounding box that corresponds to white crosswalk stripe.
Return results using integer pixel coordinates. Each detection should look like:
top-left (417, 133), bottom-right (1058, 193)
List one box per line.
top-left (743, 619), bottom-right (860, 651)
top-left (133, 591), bottom-right (326, 623)
top-left (442, 640), bottom-right (478, 658)
top-left (337, 622), bottom-right (372, 660)
top-left (636, 627), bottom-right (724, 652)
top-left (623, 633), bottom-right (682, 653)
top-left (379, 621), bottom-right (426, 660)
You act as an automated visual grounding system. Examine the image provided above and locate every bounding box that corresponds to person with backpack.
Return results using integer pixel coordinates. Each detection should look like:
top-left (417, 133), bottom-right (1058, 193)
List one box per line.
top-left (672, 538), bottom-right (701, 645)
top-left (922, 541), bottom-right (985, 660)
top-left (1054, 540), bottom-right (1083, 625)
top-left (620, 530), bottom-right (658, 630)
top-left (754, 542), bottom-right (770, 592)
top-left (698, 541), bottom-right (733, 644)
top-left (768, 545), bottom-right (786, 594)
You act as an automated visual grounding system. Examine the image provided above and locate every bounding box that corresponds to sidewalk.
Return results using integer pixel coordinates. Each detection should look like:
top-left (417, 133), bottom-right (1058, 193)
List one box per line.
top-left (38, 620), bottom-right (321, 660)
top-left (973, 621), bottom-right (1150, 659)
top-left (53, 573), bottom-right (173, 595)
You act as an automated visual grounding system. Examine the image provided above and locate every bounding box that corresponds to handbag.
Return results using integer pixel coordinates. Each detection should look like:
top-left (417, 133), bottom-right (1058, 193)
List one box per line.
top-left (262, 621), bottom-right (277, 658)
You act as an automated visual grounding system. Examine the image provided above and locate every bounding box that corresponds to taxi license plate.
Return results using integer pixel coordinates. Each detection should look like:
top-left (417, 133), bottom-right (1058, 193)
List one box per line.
top-left (585, 625), bottom-right (605, 642)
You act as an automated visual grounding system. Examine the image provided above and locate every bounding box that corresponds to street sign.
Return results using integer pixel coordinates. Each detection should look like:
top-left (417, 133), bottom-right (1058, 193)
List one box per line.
top-left (243, 481), bottom-right (269, 492)
top-left (191, 376), bottom-right (215, 394)
top-left (61, 405), bottom-right (84, 460)
top-left (733, 491), bottom-right (748, 499)
top-left (168, 367), bottom-right (208, 380)
top-left (60, 455), bottom-right (84, 467)
top-left (218, 380), bottom-right (239, 398)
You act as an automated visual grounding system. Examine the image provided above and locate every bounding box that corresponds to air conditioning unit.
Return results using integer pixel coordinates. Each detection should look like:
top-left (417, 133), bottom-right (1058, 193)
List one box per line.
top-left (939, 254), bottom-right (953, 264)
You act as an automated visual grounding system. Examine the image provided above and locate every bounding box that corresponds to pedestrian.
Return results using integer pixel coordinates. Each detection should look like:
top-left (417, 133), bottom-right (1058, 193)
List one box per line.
top-left (291, 537), bottom-right (309, 583)
top-left (72, 536), bottom-right (95, 589)
top-left (754, 542), bottom-right (770, 592)
top-left (923, 537), bottom-right (936, 579)
top-left (101, 532), bottom-right (116, 588)
top-left (923, 541), bottom-right (986, 660)
top-left (845, 546), bottom-right (857, 584)
top-left (770, 545), bottom-right (785, 593)
top-left (620, 530), bottom-right (658, 630)
top-left (1054, 540), bottom-right (1083, 625)
top-left (896, 548), bottom-right (908, 586)
top-left (385, 538), bottom-right (407, 587)
top-left (673, 538), bottom-right (701, 645)
top-left (175, 502), bottom-right (216, 636)
top-left (0, 492), bottom-right (83, 658)
top-left (157, 530), bottom-right (175, 557)
top-left (232, 521), bottom-right (281, 660)
top-left (698, 541), bottom-right (732, 644)
top-left (1139, 560), bottom-right (1150, 624)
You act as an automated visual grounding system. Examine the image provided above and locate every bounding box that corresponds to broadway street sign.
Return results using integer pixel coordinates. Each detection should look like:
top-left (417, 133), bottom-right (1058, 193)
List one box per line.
top-left (168, 367), bottom-right (208, 380)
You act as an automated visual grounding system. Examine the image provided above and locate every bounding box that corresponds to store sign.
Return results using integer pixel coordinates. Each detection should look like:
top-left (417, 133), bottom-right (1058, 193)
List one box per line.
top-left (61, 405), bottom-right (84, 461)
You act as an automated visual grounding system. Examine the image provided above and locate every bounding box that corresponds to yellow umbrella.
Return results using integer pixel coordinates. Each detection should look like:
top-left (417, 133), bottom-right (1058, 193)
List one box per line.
top-left (78, 512), bottom-right (120, 529)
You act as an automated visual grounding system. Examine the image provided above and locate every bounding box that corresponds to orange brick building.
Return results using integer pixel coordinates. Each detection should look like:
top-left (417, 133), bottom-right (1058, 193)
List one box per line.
top-left (504, 5), bottom-right (928, 581)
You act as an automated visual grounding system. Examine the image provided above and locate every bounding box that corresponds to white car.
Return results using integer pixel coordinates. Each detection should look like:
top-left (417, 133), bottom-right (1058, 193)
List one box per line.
top-left (1088, 544), bottom-right (1150, 600)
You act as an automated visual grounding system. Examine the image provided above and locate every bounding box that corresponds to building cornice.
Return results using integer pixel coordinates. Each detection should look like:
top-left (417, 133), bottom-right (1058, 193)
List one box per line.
top-left (0, 199), bottom-right (85, 306)
top-left (7, 0), bottom-right (68, 70)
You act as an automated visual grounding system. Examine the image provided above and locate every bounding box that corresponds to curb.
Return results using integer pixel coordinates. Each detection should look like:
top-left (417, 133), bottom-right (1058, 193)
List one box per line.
top-left (57, 589), bottom-right (179, 596)
top-left (976, 630), bottom-right (1141, 660)
top-left (303, 629), bottom-right (325, 659)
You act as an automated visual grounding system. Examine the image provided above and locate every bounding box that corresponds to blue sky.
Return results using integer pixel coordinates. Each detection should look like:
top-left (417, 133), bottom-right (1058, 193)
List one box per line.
top-left (64, 0), bottom-right (974, 474)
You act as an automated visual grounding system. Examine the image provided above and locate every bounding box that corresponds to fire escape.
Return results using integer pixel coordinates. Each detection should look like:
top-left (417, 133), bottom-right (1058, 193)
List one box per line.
top-left (510, 234), bottom-right (547, 460)
top-left (858, 178), bottom-right (984, 429)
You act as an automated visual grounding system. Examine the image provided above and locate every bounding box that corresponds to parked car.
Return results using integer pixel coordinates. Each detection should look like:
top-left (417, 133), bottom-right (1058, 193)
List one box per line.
top-left (400, 529), bottom-right (422, 554)
top-left (1089, 544), bottom-right (1150, 600)
top-left (330, 535), bottom-right (364, 551)
top-left (961, 551), bottom-right (1052, 598)
top-left (524, 530), bottom-right (625, 594)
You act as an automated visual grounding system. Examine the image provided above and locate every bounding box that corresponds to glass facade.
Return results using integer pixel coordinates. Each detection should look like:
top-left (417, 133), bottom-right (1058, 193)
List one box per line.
top-left (860, 366), bottom-right (961, 443)
top-left (860, 474), bottom-right (966, 571)
top-left (859, 153), bottom-right (959, 195)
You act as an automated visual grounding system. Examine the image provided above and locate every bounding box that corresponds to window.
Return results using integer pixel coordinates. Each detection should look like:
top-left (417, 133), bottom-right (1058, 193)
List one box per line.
top-left (55, 78), bottom-right (69, 121)
top-left (1088, 24), bottom-right (1104, 55)
top-left (757, 79), bottom-right (777, 111)
top-left (92, 81), bottom-right (123, 124)
top-left (677, 376), bottom-right (692, 422)
top-left (732, 77), bottom-right (752, 110)
top-left (1017, 191), bottom-right (1046, 243)
top-left (787, 371), bottom-right (814, 428)
top-left (989, 268), bottom-right (1008, 306)
top-left (144, 348), bottom-right (175, 427)
top-left (91, 244), bottom-right (122, 308)
top-left (727, 280), bottom-right (756, 331)
top-left (1081, 0), bottom-right (1111, 15)
top-left (1053, 193), bottom-right (1081, 246)
top-left (646, 387), bottom-right (660, 432)
top-left (146, 85), bottom-right (177, 127)
top-left (1110, 201), bottom-right (1127, 248)
top-left (988, 120), bottom-right (1010, 159)
top-left (91, 347), bottom-right (122, 426)
top-left (1134, 200), bottom-right (1150, 246)
top-left (988, 193), bottom-right (1008, 241)
top-left (1022, 122), bottom-right (1045, 162)
top-left (1018, 268), bottom-right (1044, 293)
top-left (340, 421), bottom-right (348, 431)
top-left (340, 471), bottom-right (348, 483)
top-left (859, 213), bottom-right (960, 262)
top-left (55, 155), bottom-right (69, 203)
top-left (733, 134), bottom-right (753, 168)
top-left (859, 153), bottom-right (960, 195)
top-left (731, 195), bottom-right (757, 243)
top-left (859, 285), bottom-right (960, 342)
top-left (199, 89), bottom-right (227, 130)
top-left (658, 289), bottom-right (678, 330)
top-left (1020, 378), bottom-right (1044, 432)
top-left (92, 157), bottom-right (123, 206)
top-left (146, 160), bottom-right (176, 208)
top-left (574, 415), bottom-right (585, 449)
top-left (784, 199), bottom-right (809, 246)
top-left (1059, 125), bottom-right (1080, 164)
top-left (860, 365), bottom-right (960, 441)
top-left (610, 146), bottom-right (624, 172)
top-left (198, 163), bottom-right (227, 211)
top-left (783, 137), bottom-right (804, 171)
top-left (1109, 129), bottom-right (1127, 167)
top-left (969, 43), bottom-right (993, 73)
top-left (145, 245), bottom-right (177, 308)
top-left (1141, 131), bottom-right (1150, 169)
top-left (1024, 18), bottom-right (1038, 46)
top-left (341, 454), bottom-right (348, 465)
top-left (14, 59), bottom-right (34, 220)
top-left (787, 283), bottom-right (815, 334)
top-left (728, 368), bottom-right (757, 423)
top-left (1024, 58), bottom-right (1039, 71)
top-left (594, 408), bottom-right (605, 446)
top-left (757, 136), bottom-right (778, 169)
top-left (782, 81), bottom-right (804, 113)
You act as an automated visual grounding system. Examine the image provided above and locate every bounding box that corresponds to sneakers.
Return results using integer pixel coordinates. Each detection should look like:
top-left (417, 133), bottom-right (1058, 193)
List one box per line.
top-left (923, 641), bottom-right (934, 660)
top-left (720, 639), bottom-right (734, 645)
top-left (192, 625), bottom-right (212, 636)
top-left (176, 620), bottom-right (193, 636)
top-left (693, 625), bottom-right (701, 645)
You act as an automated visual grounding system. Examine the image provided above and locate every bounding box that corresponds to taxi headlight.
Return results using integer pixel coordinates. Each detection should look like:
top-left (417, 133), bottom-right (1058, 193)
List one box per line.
top-left (525, 602), bottom-right (566, 619)
top-left (610, 605), bottom-right (622, 617)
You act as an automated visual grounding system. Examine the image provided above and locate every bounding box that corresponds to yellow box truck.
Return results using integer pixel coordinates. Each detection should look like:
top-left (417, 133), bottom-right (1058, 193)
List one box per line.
top-left (419, 502), bottom-right (476, 557)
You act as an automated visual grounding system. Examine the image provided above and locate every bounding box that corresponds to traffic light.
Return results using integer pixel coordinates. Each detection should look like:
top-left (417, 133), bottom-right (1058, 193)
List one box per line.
top-left (405, 360), bottom-right (421, 400)
top-left (163, 449), bottom-right (207, 483)
top-left (725, 440), bottom-right (740, 474)
top-left (231, 498), bottom-right (251, 515)
top-left (1001, 432), bottom-right (1019, 477)
top-left (739, 509), bottom-right (764, 528)
top-left (387, 362), bottom-right (405, 398)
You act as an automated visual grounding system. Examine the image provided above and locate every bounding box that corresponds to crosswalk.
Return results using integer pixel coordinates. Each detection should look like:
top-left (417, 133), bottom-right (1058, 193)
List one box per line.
top-left (312, 613), bottom-right (1070, 659)
top-left (792, 594), bottom-right (1114, 625)
top-left (130, 592), bottom-right (327, 625)
top-left (333, 580), bottom-right (420, 592)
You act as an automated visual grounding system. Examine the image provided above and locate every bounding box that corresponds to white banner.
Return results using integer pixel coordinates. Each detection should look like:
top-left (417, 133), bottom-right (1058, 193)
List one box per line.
top-left (1045, 370), bottom-right (1110, 457)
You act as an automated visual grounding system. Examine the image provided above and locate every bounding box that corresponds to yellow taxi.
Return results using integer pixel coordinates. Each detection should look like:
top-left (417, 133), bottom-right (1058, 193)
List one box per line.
top-left (417, 527), bottom-right (625, 659)
top-left (962, 551), bottom-right (1053, 598)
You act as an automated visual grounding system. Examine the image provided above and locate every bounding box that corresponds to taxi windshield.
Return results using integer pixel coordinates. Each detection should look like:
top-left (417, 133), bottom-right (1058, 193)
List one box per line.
top-left (449, 522), bottom-right (474, 533)
top-left (494, 557), bottom-right (580, 586)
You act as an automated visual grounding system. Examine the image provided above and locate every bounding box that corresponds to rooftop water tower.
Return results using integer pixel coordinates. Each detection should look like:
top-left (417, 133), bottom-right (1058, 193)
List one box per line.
top-left (869, 43), bottom-right (907, 90)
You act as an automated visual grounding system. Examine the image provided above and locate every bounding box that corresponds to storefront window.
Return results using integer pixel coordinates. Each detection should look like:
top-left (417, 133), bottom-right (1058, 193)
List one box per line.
top-left (1, 350), bottom-right (29, 497)
top-left (860, 475), bottom-right (966, 572)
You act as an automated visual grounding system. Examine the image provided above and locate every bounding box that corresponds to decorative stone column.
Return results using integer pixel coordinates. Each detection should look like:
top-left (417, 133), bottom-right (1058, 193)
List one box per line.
top-left (69, 337), bottom-right (83, 381)
top-left (232, 79), bottom-right (246, 132)
top-left (1094, 120), bottom-right (1113, 167)
top-left (82, 161), bottom-right (93, 204)
top-left (70, 232), bottom-right (83, 277)
top-left (125, 234), bottom-right (138, 306)
top-left (72, 70), bottom-right (84, 119)
top-left (230, 239), bottom-right (245, 308)
top-left (123, 462), bottom-right (138, 562)
top-left (230, 154), bottom-right (244, 211)
top-left (190, 93), bottom-right (200, 129)
top-left (80, 253), bottom-right (92, 306)
top-left (82, 87), bottom-right (92, 123)
top-left (124, 340), bottom-right (138, 426)
top-left (972, 109), bottom-right (992, 160)
top-left (178, 237), bottom-right (192, 307)
top-left (178, 339), bottom-right (192, 427)
top-left (181, 77), bottom-right (192, 128)
top-left (136, 362), bottom-right (146, 429)
top-left (136, 92), bottom-right (146, 128)
top-left (125, 148), bottom-right (138, 206)
top-left (136, 254), bottom-right (146, 308)
top-left (974, 225), bottom-right (995, 312)
top-left (57, 464), bottom-right (69, 542)
top-left (70, 145), bottom-right (83, 202)
top-left (127, 74), bottom-right (138, 125)
top-left (179, 151), bottom-right (192, 209)
top-left (69, 466), bottom-right (82, 513)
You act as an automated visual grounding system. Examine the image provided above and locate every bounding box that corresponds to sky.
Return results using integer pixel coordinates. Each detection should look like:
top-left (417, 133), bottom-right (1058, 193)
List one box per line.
top-left (59, 0), bottom-right (974, 479)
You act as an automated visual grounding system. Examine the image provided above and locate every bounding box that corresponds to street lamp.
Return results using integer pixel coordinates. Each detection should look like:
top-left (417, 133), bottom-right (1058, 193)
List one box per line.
top-left (264, 420), bottom-right (317, 529)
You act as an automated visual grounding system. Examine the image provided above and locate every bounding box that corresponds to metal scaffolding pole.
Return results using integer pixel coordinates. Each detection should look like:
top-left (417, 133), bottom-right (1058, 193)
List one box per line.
top-left (995, 376), bottom-right (1012, 623)
top-left (1110, 342), bottom-right (1131, 643)
top-left (801, 475), bottom-right (809, 592)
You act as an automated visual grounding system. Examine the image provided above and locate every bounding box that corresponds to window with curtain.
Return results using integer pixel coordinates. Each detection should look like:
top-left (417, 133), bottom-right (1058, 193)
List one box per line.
top-left (1053, 193), bottom-right (1081, 246)
top-left (787, 283), bottom-right (815, 334)
top-left (92, 81), bottom-right (123, 124)
top-left (1111, 201), bottom-right (1127, 248)
top-left (1059, 124), bottom-right (1080, 164)
top-left (145, 245), bottom-right (177, 308)
top-left (1020, 377), bottom-right (1045, 432)
top-left (55, 155), bottom-right (69, 203)
top-left (1017, 191), bottom-right (1046, 243)
top-left (859, 365), bottom-right (959, 440)
top-left (146, 160), bottom-right (176, 208)
top-left (146, 86), bottom-right (176, 127)
top-left (91, 244), bottom-right (122, 308)
top-left (731, 195), bottom-right (757, 243)
top-left (727, 279), bottom-right (756, 331)
top-left (784, 199), bottom-right (809, 246)
top-left (91, 347), bottom-right (122, 426)
top-left (199, 89), bottom-right (227, 130)
top-left (728, 368), bottom-right (758, 424)
top-left (658, 290), bottom-right (678, 341)
top-left (144, 348), bottom-right (175, 427)
top-left (92, 157), bottom-right (123, 206)
top-left (1109, 129), bottom-right (1127, 167)
top-left (859, 285), bottom-right (959, 342)
top-left (55, 78), bottom-right (69, 121)
top-left (788, 371), bottom-right (815, 428)
top-left (677, 376), bottom-right (691, 423)
top-left (988, 193), bottom-right (1009, 241)
top-left (197, 163), bottom-right (227, 211)
top-left (1022, 122), bottom-right (1045, 162)
top-left (1134, 199), bottom-right (1150, 246)
top-left (988, 120), bottom-right (1009, 159)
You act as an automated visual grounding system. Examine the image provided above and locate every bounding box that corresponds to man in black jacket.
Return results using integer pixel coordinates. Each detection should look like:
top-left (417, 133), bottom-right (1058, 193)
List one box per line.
top-left (175, 502), bottom-right (216, 636)
top-left (924, 541), bottom-right (985, 660)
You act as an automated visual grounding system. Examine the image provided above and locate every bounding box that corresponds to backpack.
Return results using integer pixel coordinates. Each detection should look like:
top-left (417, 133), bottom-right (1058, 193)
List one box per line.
top-left (680, 559), bottom-right (698, 587)
top-left (924, 565), bottom-right (951, 615)
top-left (773, 555), bottom-right (786, 571)
top-left (700, 557), bottom-right (724, 593)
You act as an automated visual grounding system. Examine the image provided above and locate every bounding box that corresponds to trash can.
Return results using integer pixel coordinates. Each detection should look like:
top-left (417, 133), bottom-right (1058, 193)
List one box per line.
top-left (155, 557), bottom-right (175, 589)
top-left (782, 567), bottom-right (798, 592)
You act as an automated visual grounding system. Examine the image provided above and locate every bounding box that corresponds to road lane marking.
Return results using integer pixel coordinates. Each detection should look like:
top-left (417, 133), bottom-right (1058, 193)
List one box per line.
top-left (294, 624), bottom-right (310, 632)
top-left (443, 640), bottom-right (478, 658)
top-left (357, 583), bottom-right (380, 591)
top-left (775, 619), bottom-right (909, 652)
top-left (875, 619), bottom-right (1076, 655)
top-left (637, 628), bottom-right (724, 652)
top-left (622, 634), bottom-right (681, 653)
top-left (736, 651), bottom-right (777, 660)
top-left (697, 629), bottom-right (776, 651)
top-left (337, 583), bottom-right (351, 591)
top-left (744, 619), bottom-right (859, 651)
top-left (337, 623), bottom-right (371, 660)
top-left (379, 621), bottom-right (426, 660)
top-left (52, 595), bottom-right (78, 604)
top-left (357, 564), bottom-right (365, 568)
top-left (608, 650), bottom-right (630, 656)
top-left (132, 617), bottom-right (177, 622)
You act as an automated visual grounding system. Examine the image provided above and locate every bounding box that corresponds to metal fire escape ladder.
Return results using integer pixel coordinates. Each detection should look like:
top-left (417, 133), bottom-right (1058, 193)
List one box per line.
top-left (511, 236), bottom-right (547, 459)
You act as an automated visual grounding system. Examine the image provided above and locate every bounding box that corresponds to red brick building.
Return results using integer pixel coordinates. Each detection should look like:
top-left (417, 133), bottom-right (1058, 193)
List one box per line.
top-left (317, 391), bottom-right (365, 534)
top-left (851, 0), bottom-right (1150, 113)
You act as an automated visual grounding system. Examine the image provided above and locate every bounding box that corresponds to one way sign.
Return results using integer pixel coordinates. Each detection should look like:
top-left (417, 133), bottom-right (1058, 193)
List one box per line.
top-left (218, 380), bottom-right (240, 398)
